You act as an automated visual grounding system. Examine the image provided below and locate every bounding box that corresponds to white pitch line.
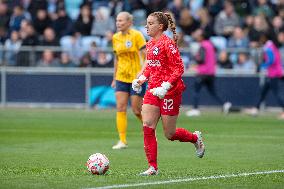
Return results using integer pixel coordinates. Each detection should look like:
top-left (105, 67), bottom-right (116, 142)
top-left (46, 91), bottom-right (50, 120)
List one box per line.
top-left (85, 170), bottom-right (284, 189)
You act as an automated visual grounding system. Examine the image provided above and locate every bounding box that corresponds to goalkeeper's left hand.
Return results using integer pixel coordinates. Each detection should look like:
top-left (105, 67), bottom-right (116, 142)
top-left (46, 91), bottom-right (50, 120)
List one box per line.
top-left (150, 81), bottom-right (172, 99)
top-left (132, 75), bottom-right (147, 93)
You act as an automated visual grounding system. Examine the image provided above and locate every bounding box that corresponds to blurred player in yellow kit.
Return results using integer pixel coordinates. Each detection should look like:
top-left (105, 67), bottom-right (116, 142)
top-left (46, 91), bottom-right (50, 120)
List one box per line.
top-left (111, 12), bottom-right (146, 149)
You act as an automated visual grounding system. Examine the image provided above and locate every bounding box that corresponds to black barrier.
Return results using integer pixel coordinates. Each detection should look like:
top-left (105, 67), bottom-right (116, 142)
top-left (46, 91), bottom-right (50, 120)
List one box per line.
top-left (6, 74), bottom-right (85, 103)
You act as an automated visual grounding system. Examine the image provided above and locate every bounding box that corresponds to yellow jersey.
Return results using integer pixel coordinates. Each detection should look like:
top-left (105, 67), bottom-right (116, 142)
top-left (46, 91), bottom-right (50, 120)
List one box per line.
top-left (112, 28), bottom-right (146, 83)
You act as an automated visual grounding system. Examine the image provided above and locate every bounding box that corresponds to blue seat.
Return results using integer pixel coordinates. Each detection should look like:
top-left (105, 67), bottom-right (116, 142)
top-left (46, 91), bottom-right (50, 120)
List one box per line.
top-left (210, 36), bottom-right (227, 50)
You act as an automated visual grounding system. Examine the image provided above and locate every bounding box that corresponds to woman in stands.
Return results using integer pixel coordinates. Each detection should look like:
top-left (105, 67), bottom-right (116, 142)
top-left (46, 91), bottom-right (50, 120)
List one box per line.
top-left (111, 12), bottom-right (147, 149)
top-left (132, 12), bottom-right (205, 175)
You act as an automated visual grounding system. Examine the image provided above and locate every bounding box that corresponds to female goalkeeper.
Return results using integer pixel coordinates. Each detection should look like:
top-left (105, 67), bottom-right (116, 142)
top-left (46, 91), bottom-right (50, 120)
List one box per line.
top-left (132, 11), bottom-right (205, 175)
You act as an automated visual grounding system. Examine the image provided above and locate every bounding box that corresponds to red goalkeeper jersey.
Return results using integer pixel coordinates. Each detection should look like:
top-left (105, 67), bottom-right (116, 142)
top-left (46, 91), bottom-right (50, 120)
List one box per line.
top-left (143, 34), bottom-right (185, 95)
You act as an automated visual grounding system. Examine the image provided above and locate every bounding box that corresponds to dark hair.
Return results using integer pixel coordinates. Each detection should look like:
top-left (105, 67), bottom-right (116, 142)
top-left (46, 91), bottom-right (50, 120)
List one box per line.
top-left (149, 12), bottom-right (178, 44)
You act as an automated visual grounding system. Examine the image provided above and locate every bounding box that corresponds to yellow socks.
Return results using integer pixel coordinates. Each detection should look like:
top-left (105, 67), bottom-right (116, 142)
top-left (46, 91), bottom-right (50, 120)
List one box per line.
top-left (116, 112), bottom-right (127, 144)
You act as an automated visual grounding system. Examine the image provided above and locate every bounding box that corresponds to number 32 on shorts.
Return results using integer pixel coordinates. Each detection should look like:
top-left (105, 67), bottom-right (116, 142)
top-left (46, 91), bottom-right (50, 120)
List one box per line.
top-left (163, 99), bottom-right (173, 110)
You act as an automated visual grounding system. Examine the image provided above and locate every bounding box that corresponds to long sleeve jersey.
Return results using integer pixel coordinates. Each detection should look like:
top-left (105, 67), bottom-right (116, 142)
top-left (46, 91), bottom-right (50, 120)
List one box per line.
top-left (143, 34), bottom-right (185, 95)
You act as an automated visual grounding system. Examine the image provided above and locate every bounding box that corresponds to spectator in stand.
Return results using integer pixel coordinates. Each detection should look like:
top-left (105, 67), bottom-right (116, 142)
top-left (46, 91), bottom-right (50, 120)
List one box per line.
top-left (92, 52), bottom-right (113, 68)
top-left (272, 0), bottom-right (284, 15)
top-left (78, 40), bottom-right (109, 67)
top-left (17, 22), bottom-right (38, 66)
top-left (4, 30), bottom-right (22, 66)
top-left (277, 30), bottom-right (284, 63)
top-left (243, 15), bottom-right (254, 35)
top-left (58, 52), bottom-right (76, 67)
top-left (47, 0), bottom-right (65, 21)
top-left (178, 8), bottom-right (200, 36)
top-left (52, 8), bottom-right (73, 38)
top-left (9, 5), bottom-right (27, 32)
top-left (270, 16), bottom-right (284, 46)
top-left (40, 27), bottom-right (59, 46)
top-left (187, 0), bottom-right (204, 18)
top-left (167, 0), bottom-right (185, 21)
top-left (228, 27), bottom-right (249, 49)
top-left (101, 31), bottom-right (113, 48)
top-left (65, 32), bottom-right (84, 66)
top-left (0, 26), bottom-right (8, 65)
top-left (177, 30), bottom-right (191, 70)
top-left (87, 41), bottom-right (98, 63)
top-left (0, 1), bottom-right (10, 31)
top-left (218, 50), bottom-right (233, 69)
top-left (110, 0), bottom-right (131, 17)
top-left (79, 53), bottom-right (92, 67)
top-left (213, 0), bottom-right (240, 37)
top-left (196, 8), bottom-right (214, 37)
top-left (278, 6), bottom-right (284, 19)
top-left (231, 0), bottom-right (251, 17)
top-left (91, 6), bottom-right (115, 38)
top-left (0, 26), bottom-right (7, 44)
top-left (253, 0), bottom-right (275, 18)
top-left (248, 15), bottom-right (269, 47)
top-left (143, 0), bottom-right (168, 15)
top-left (27, 0), bottom-right (48, 20)
top-left (227, 27), bottom-right (249, 64)
top-left (234, 52), bottom-right (256, 71)
top-left (33, 9), bottom-right (52, 36)
top-left (204, 0), bottom-right (223, 19)
top-left (74, 4), bottom-right (93, 36)
top-left (19, 19), bottom-right (29, 33)
top-left (37, 49), bottom-right (59, 67)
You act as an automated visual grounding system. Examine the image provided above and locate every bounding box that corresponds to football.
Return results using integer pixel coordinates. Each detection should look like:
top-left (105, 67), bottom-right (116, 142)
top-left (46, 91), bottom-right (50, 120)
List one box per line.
top-left (86, 153), bottom-right (110, 175)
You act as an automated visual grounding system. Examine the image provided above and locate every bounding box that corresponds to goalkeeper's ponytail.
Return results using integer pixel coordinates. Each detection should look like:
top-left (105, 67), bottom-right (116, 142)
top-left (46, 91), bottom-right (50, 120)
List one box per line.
top-left (149, 12), bottom-right (178, 44)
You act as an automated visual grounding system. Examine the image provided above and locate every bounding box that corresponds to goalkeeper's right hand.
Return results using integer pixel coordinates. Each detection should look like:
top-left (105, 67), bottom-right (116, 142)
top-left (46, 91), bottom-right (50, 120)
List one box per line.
top-left (132, 75), bottom-right (147, 93)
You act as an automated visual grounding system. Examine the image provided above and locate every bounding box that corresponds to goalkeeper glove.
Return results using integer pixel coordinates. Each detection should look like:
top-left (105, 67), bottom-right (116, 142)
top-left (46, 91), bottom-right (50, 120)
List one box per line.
top-left (150, 81), bottom-right (172, 99)
top-left (132, 75), bottom-right (147, 93)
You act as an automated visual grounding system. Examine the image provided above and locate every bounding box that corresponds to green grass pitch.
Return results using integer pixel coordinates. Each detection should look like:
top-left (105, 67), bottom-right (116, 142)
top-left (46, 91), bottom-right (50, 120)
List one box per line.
top-left (0, 108), bottom-right (283, 189)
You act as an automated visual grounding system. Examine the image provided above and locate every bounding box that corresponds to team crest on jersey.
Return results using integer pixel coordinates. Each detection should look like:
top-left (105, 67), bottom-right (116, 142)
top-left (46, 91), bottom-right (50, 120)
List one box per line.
top-left (153, 47), bottom-right (159, 55)
top-left (125, 40), bottom-right (132, 48)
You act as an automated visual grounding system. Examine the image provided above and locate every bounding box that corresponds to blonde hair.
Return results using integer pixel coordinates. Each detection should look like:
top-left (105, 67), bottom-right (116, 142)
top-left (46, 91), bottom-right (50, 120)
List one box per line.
top-left (149, 11), bottom-right (178, 44)
top-left (117, 11), bottom-right (133, 22)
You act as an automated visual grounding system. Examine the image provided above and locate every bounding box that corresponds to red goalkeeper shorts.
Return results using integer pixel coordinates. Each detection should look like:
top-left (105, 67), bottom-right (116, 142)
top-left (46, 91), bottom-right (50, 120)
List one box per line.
top-left (143, 90), bottom-right (182, 116)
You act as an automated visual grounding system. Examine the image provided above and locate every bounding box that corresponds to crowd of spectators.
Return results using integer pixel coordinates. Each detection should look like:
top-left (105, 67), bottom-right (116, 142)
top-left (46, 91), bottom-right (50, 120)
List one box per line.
top-left (0, 0), bottom-right (283, 71)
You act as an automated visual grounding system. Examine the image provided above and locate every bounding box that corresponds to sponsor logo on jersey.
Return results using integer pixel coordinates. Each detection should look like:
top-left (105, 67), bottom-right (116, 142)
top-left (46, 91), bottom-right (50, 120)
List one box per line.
top-left (169, 44), bottom-right (177, 54)
top-left (153, 47), bottom-right (159, 55)
top-left (125, 40), bottom-right (132, 48)
top-left (147, 60), bottom-right (161, 67)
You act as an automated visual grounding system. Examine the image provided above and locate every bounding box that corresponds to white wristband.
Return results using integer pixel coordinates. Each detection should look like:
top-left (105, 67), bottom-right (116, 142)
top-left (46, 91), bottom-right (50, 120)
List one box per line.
top-left (161, 81), bottom-right (172, 90)
top-left (138, 75), bottom-right (146, 81)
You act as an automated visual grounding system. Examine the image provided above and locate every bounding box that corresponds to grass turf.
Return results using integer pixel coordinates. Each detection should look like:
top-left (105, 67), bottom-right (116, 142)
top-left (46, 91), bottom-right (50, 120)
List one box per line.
top-left (0, 108), bottom-right (283, 189)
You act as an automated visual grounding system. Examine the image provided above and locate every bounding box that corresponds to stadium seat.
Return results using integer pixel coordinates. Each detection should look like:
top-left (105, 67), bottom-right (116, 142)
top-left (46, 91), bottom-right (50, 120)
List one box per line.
top-left (81, 36), bottom-right (101, 49)
top-left (59, 36), bottom-right (73, 50)
top-left (210, 36), bottom-right (227, 50)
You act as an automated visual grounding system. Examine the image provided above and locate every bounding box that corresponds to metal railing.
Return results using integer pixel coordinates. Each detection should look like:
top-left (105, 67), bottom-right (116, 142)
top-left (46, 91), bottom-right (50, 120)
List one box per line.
top-left (0, 45), bottom-right (263, 67)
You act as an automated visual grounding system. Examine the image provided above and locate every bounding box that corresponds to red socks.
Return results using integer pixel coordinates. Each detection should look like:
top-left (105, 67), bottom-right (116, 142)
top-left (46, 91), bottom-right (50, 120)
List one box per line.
top-left (143, 127), bottom-right (197, 170)
top-left (143, 126), bottom-right (157, 170)
top-left (169, 128), bottom-right (197, 143)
